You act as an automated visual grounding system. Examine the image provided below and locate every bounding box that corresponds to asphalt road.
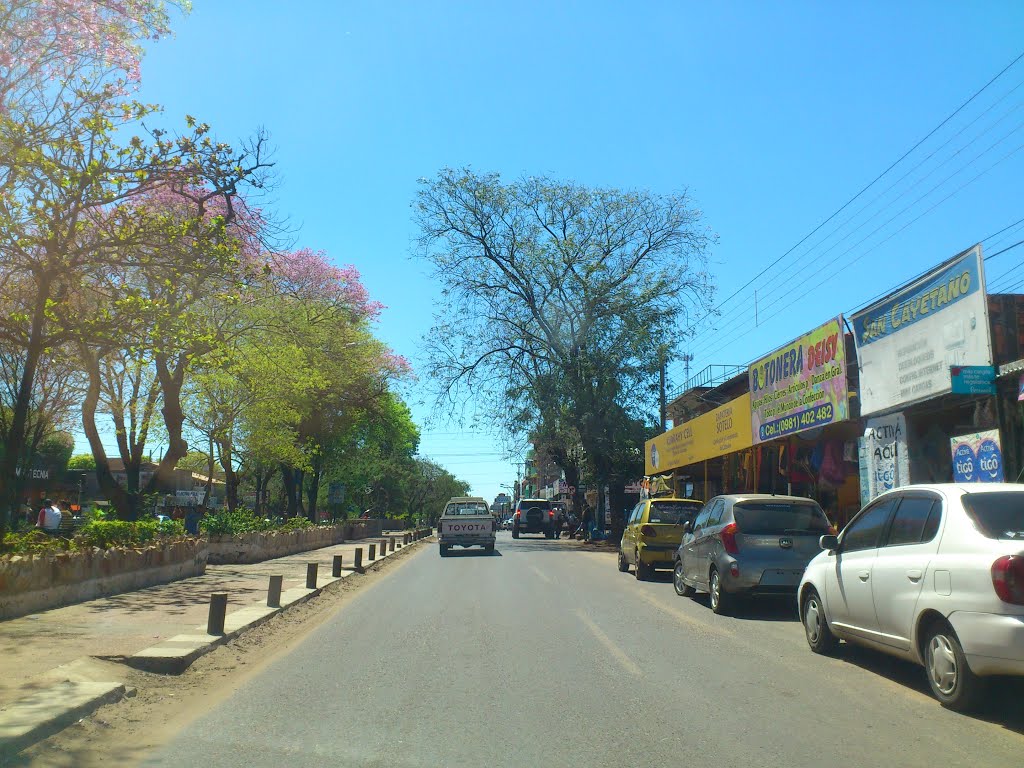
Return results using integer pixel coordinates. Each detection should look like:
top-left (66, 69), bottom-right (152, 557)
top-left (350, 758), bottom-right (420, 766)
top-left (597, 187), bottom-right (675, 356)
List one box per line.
top-left (144, 532), bottom-right (1024, 768)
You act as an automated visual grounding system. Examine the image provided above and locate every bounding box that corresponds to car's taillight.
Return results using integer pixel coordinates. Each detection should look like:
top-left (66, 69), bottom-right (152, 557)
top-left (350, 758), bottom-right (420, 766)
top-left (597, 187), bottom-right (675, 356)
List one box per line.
top-left (720, 523), bottom-right (740, 555)
top-left (514, 510), bottom-right (520, 518)
top-left (549, 510), bottom-right (555, 517)
top-left (640, 525), bottom-right (657, 537)
top-left (992, 555), bottom-right (1024, 605)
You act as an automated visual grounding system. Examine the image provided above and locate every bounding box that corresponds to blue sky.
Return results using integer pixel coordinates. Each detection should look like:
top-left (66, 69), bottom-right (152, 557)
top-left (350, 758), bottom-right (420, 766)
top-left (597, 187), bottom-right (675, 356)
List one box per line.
top-left (80, 1), bottom-right (1024, 503)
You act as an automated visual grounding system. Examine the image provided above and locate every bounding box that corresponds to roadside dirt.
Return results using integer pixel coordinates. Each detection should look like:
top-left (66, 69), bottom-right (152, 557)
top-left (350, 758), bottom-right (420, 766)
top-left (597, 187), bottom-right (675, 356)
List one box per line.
top-left (5, 542), bottom-right (428, 768)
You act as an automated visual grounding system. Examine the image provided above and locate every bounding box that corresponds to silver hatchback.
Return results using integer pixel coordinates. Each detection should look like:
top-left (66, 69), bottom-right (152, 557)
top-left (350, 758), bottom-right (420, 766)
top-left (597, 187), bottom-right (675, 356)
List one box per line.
top-left (674, 494), bottom-right (833, 615)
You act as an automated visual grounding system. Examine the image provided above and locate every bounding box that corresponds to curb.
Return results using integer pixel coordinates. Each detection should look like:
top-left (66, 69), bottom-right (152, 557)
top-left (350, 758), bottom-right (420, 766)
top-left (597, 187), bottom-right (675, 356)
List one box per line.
top-left (120, 533), bottom-right (427, 674)
top-left (0, 681), bottom-right (129, 756)
top-left (0, 532), bottom-right (429, 757)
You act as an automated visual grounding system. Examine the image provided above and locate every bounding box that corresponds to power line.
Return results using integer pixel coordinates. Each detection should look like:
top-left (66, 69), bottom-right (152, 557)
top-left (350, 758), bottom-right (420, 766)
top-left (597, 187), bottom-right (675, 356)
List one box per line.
top-left (673, 49), bottom-right (1024, 348)
top-left (678, 117), bottom-right (1024, 368)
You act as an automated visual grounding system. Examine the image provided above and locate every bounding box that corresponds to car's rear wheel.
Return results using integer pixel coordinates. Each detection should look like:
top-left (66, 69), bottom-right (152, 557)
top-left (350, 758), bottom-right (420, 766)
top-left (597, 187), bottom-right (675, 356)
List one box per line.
top-left (617, 550), bottom-right (629, 572)
top-left (634, 550), bottom-right (652, 581)
top-left (802, 588), bottom-right (837, 654)
top-left (709, 568), bottom-right (732, 615)
top-left (512, 527), bottom-right (519, 539)
top-left (484, 544), bottom-right (494, 553)
top-left (673, 561), bottom-right (695, 596)
top-left (439, 545), bottom-right (449, 558)
top-left (924, 622), bottom-right (987, 712)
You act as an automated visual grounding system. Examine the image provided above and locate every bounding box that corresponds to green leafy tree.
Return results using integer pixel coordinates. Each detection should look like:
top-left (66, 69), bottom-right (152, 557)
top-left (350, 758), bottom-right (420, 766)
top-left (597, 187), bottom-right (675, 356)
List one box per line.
top-left (414, 169), bottom-right (714, 534)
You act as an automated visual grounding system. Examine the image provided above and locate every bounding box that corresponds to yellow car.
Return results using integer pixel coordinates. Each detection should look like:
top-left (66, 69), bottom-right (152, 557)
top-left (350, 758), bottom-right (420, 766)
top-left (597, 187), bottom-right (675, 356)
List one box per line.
top-left (619, 498), bottom-right (705, 580)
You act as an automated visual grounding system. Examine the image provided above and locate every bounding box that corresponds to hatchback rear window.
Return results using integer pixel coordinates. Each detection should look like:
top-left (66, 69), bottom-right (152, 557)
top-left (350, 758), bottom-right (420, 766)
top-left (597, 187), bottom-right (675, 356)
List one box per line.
top-left (734, 501), bottom-right (831, 535)
top-left (648, 502), bottom-right (703, 524)
top-left (961, 492), bottom-right (1024, 540)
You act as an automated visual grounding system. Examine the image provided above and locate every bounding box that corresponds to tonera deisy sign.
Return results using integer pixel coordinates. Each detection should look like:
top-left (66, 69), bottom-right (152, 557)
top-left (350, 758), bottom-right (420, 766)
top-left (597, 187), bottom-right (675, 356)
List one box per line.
top-left (851, 245), bottom-right (993, 416)
top-left (748, 316), bottom-right (849, 445)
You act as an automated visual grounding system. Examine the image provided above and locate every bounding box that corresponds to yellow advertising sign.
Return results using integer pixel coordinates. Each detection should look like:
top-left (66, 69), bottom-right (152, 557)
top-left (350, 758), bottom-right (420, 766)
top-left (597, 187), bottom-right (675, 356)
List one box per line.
top-left (645, 393), bottom-right (753, 475)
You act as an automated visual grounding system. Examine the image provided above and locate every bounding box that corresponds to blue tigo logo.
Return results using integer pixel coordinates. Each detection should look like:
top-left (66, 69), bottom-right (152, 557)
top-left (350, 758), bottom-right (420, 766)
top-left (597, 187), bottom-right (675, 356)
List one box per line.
top-left (976, 439), bottom-right (1004, 482)
top-left (952, 443), bottom-right (977, 482)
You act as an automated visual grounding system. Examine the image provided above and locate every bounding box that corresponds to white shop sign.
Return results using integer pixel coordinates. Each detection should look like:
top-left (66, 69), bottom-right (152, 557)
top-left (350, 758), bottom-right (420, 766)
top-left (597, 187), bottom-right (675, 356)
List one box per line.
top-left (851, 245), bottom-right (993, 416)
top-left (860, 412), bottom-right (910, 504)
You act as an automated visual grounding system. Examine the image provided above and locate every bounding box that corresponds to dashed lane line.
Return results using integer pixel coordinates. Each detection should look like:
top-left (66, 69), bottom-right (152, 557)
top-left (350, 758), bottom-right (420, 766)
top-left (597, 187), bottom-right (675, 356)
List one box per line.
top-left (574, 610), bottom-right (642, 678)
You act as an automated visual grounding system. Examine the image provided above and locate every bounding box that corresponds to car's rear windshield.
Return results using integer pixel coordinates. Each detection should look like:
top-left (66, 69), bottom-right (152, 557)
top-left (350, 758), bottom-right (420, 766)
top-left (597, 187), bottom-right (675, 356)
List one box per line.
top-left (519, 500), bottom-right (549, 510)
top-left (961, 492), bottom-right (1024, 540)
top-left (445, 503), bottom-right (489, 515)
top-left (734, 501), bottom-right (831, 534)
top-left (648, 501), bottom-right (703, 524)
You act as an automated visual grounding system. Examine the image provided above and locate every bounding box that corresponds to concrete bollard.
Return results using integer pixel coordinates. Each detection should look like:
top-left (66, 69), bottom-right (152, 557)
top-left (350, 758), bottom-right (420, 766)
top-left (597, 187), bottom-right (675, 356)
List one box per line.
top-left (306, 562), bottom-right (318, 589)
top-left (368, 543), bottom-right (376, 560)
top-left (267, 576), bottom-right (283, 608)
top-left (379, 539), bottom-right (387, 555)
top-left (208, 593), bottom-right (228, 635)
top-left (332, 554), bottom-right (343, 577)
top-left (354, 547), bottom-right (363, 572)
top-left (389, 536), bottom-right (396, 552)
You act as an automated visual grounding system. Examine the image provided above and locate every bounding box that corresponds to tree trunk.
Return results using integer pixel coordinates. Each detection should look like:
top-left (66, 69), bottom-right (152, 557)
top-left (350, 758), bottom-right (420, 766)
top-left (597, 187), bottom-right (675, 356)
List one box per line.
top-left (217, 438), bottom-right (239, 512)
top-left (305, 459), bottom-right (322, 523)
top-left (608, 480), bottom-right (627, 541)
top-left (0, 273), bottom-right (52, 533)
top-left (204, 434), bottom-right (214, 508)
top-left (146, 351), bottom-right (188, 497)
top-left (80, 347), bottom-right (130, 518)
top-left (281, 465), bottom-right (303, 518)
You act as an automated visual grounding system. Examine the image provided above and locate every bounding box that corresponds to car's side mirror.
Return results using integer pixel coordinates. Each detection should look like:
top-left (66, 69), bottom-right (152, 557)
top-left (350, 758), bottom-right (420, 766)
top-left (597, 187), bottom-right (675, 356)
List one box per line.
top-left (819, 534), bottom-right (839, 552)
top-left (681, 521), bottom-right (692, 534)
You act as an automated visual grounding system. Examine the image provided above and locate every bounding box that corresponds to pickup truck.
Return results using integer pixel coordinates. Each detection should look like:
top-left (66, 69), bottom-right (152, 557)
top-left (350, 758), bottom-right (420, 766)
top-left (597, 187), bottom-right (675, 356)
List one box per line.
top-left (438, 496), bottom-right (496, 556)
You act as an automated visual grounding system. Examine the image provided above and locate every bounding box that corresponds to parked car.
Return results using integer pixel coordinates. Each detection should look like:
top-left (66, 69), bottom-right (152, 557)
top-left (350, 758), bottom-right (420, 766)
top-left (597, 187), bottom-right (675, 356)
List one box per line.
top-left (798, 483), bottom-right (1024, 712)
top-left (675, 494), bottom-right (832, 614)
top-left (512, 498), bottom-right (557, 538)
top-left (619, 497), bottom-right (704, 580)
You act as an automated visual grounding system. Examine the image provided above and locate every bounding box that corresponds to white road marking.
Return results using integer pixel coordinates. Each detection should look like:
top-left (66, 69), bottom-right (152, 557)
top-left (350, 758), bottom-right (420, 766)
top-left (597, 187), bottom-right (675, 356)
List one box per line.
top-left (575, 610), bottom-right (642, 678)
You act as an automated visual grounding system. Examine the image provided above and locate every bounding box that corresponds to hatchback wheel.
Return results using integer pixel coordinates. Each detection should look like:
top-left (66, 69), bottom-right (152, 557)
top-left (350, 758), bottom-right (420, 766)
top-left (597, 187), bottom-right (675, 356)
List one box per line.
top-left (634, 551), bottom-right (652, 581)
top-left (924, 622), bottom-right (986, 712)
top-left (617, 551), bottom-right (629, 573)
top-left (802, 588), bottom-right (837, 654)
top-left (673, 562), bottom-right (694, 597)
top-left (709, 569), bottom-right (732, 615)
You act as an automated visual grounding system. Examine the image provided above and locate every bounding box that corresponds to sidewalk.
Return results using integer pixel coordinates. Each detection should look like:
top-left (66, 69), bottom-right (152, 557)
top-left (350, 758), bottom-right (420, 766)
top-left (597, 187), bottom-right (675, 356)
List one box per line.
top-left (0, 532), bottom-right (418, 708)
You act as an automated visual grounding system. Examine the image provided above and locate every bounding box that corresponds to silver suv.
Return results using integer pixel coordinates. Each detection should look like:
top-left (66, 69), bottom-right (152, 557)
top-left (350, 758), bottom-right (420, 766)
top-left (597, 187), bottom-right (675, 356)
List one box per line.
top-left (674, 494), bottom-right (832, 615)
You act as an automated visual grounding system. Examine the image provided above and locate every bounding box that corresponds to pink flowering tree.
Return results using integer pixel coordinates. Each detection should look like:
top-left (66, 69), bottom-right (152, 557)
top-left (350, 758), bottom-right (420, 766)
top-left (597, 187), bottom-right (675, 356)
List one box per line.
top-left (0, 0), bottom-right (184, 115)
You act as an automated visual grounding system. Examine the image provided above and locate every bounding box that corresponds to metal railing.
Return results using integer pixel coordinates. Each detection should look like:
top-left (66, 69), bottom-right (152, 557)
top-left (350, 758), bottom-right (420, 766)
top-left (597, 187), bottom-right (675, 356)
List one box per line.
top-left (667, 364), bottom-right (746, 402)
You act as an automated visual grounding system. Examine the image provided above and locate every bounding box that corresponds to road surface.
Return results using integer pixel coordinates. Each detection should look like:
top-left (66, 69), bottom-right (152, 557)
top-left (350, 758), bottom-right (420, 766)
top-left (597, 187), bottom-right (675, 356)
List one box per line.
top-left (144, 531), bottom-right (1024, 767)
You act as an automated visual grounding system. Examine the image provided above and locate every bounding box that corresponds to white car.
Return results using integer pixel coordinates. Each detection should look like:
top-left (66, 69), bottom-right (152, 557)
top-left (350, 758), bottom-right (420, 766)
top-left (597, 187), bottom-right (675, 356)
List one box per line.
top-left (798, 483), bottom-right (1024, 711)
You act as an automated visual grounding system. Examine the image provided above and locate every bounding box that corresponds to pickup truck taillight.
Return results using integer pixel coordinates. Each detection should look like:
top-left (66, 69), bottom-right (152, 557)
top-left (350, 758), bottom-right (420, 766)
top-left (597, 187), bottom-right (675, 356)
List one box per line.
top-left (720, 523), bottom-right (740, 555)
top-left (992, 555), bottom-right (1024, 605)
top-left (514, 510), bottom-right (520, 518)
top-left (640, 525), bottom-right (657, 537)
top-left (549, 510), bottom-right (555, 517)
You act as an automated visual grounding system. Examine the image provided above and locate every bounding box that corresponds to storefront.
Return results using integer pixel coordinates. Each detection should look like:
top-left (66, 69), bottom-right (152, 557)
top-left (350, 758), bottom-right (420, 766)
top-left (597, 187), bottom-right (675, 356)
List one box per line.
top-left (851, 243), bottom-right (1018, 500)
top-left (645, 393), bottom-right (754, 501)
top-left (748, 316), bottom-right (861, 528)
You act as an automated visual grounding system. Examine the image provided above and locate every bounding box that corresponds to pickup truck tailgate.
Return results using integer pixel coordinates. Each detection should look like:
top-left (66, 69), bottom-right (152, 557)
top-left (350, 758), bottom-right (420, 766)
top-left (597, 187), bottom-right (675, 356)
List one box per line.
top-left (440, 518), bottom-right (494, 536)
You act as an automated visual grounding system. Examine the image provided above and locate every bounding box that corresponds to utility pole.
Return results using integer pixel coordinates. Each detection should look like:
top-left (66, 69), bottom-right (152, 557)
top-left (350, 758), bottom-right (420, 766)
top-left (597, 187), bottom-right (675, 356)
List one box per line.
top-left (659, 360), bottom-right (667, 433)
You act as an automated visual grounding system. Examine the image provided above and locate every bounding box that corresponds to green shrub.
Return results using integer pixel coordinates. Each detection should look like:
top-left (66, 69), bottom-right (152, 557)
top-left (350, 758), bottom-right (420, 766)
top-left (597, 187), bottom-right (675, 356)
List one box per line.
top-left (1, 530), bottom-right (78, 556)
top-left (157, 518), bottom-right (185, 537)
top-left (199, 507), bottom-right (274, 536)
top-left (280, 516), bottom-right (313, 531)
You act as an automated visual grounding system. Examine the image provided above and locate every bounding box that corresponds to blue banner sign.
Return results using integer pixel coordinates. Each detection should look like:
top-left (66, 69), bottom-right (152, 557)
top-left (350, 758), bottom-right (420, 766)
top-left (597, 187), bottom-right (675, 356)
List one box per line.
top-left (950, 365), bottom-right (996, 395)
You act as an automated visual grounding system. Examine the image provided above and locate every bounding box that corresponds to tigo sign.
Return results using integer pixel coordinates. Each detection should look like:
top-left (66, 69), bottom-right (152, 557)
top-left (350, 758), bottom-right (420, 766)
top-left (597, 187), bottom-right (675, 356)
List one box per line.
top-left (950, 429), bottom-right (1004, 483)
